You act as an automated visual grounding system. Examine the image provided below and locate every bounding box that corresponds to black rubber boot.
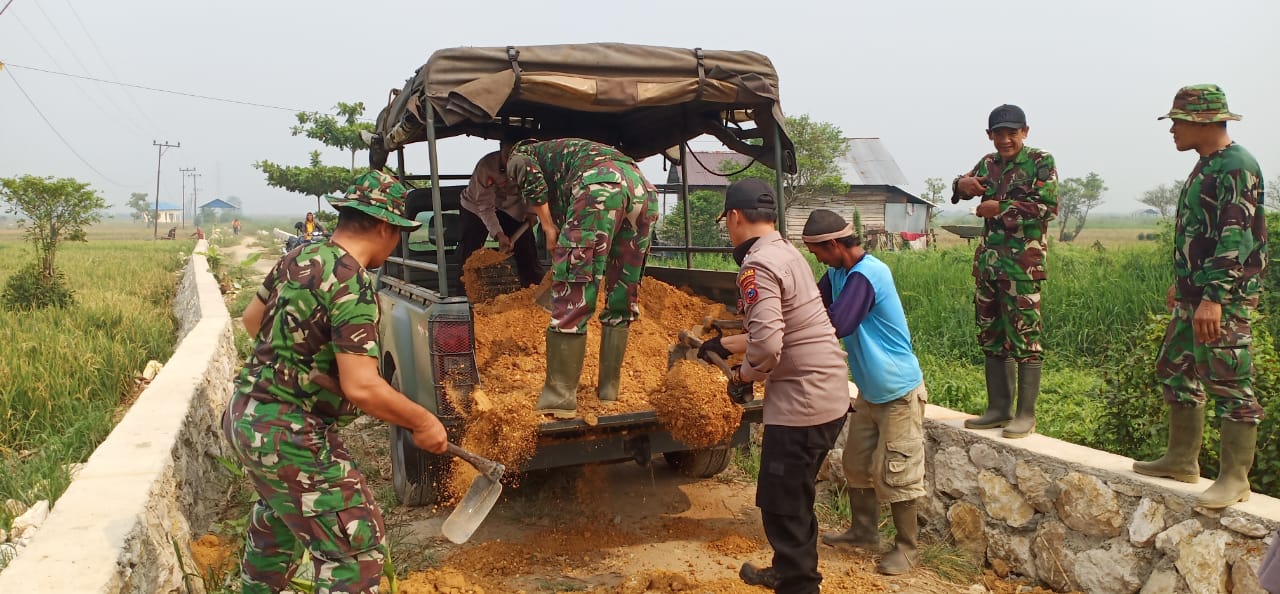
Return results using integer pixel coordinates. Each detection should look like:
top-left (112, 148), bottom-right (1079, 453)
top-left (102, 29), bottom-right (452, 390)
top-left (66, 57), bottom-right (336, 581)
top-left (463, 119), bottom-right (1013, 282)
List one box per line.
top-left (1198, 420), bottom-right (1258, 509)
top-left (1133, 404), bottom-right (1204, 483)
top-left (535, 330), bottom-right (587, 419)
top-left (597, 323), bottom-right (629, 402)
top-left (965, 356), bottom-right (1015, 429)
top-left (821, 488), bottom-right (880, 549)
top-left (876, 499), bottom-right (919, 576)
top-left (739, 562), bottom-right (780, 589)
top-left (1003, 360), bottom-right (1041, 438)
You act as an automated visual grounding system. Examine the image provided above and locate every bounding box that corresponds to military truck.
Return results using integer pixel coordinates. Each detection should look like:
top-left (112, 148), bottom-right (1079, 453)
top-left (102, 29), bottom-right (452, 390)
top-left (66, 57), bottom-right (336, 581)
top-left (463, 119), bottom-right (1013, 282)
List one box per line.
top-left (367, 43), bottom-right (798, 505)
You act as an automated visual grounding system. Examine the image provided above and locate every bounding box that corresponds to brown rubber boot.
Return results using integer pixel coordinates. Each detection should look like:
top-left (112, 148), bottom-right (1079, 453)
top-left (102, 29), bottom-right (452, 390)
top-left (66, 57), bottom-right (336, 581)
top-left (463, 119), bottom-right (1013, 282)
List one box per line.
top-left (596, 323), bottom-right (629, 402)
top-left (1133, 404), bottom-right (1204, 483)
top-left (822, 488), bottom-right (881, 549)
top-left (535, 330), bottom-right (587, 419)
top-left (1003, 360), bottom-right (1041, 438)
top-left (1197, 420), bottom-right (1257, 509)
top-left (877, 499), bottom-right (919, 575)
top-left (965, 356), bottom-right (1015, 429)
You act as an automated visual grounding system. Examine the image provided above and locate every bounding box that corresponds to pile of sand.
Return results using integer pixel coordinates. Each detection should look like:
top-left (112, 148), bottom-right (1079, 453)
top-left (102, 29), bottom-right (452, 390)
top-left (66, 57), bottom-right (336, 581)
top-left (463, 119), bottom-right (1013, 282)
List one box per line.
top-left (189, 534), bottom-right (236, 577)
top-left (655, 360), bottom-right (741, 449)
top-left (396, 568), bottom-right (487, 594)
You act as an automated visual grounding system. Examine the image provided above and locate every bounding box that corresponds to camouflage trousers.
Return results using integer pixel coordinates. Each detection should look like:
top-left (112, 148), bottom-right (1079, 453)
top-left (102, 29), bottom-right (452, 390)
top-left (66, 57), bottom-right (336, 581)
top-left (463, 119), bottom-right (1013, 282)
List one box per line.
top-left (549, 161), bottom-right (659, 333)
top-left (975, 275), bottom-right (1043, 362)
top-left (1156, 300), bottom-right (1263, 424)
top-left (222, 394), bottom-right (386, 593)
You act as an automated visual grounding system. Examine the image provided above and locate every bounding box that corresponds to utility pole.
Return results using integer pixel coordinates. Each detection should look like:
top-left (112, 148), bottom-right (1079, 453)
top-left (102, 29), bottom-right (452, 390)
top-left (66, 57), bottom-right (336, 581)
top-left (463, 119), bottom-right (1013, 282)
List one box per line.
top-left (178, 167), bottom-right (196, 229)
top-left (188, 170), bottom-right (203, 227)
top-left (152, 140), bottom-right (180, 239)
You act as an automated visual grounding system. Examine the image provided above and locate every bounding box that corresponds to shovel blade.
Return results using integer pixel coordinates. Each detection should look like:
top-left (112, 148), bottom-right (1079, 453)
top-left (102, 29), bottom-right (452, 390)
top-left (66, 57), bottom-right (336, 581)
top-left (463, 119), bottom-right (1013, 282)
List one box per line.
top-left (532, 275), bottom-right (553, 313)
top-left (441, 475), bottom-right (503, 544)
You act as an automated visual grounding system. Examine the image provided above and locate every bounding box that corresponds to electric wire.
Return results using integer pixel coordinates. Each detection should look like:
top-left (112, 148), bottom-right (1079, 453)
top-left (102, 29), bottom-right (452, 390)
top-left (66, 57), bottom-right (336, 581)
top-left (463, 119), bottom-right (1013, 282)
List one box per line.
top-left (28, 0), bottom-right (152, 135)
top-left (1, 61), bottom-right (361, 119)
top-left (9, 11), bottom-right (147, 137)
top-left (4, 66), bottom-right (134, 187)
top-left (61, 0), bottom-right (163, 134)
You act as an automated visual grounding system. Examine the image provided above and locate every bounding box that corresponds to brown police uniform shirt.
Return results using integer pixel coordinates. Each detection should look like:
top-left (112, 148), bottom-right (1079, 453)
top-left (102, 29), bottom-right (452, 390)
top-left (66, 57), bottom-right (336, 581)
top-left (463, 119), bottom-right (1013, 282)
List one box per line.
top-left (737, 231), bottom-right (852, 427)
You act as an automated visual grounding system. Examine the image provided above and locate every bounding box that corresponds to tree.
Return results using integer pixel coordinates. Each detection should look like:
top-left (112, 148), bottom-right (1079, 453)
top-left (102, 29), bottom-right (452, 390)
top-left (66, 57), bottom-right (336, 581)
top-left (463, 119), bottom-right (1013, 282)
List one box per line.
top-left (224, 195), bottom-right (243, 208)
top-left (726, 114), bottom-right (849, 209)
top-left (291, 102), bottom-right (376, 173)
top-left (1139, 181), bottom-right (1180, 217)
top-left (922, 177), bottom-right (947, 205)
top-left (256, 151), bottom-right (353, 213)
top-left (126, 192), bottom-right (151, 223)
top-left (1, 175), bottom-right (105, 276)
top-left (658, 190), bottom-right (729, 248)
top-left (1056, 172), bottom-right (1107, 242)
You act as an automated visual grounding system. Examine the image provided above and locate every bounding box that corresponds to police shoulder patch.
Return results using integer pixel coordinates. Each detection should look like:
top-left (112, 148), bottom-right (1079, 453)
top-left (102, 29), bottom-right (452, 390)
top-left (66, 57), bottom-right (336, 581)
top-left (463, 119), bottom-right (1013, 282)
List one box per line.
top-left (738, 267), bottom-right (759, 305)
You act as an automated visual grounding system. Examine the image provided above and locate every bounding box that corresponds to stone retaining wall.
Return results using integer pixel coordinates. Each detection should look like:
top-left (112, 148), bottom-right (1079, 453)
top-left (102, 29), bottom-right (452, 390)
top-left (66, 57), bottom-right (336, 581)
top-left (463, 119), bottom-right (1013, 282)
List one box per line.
top-left (0, 241), bottom-right (237, 594)
top-left (919, 404), bottom-right (1279, 594)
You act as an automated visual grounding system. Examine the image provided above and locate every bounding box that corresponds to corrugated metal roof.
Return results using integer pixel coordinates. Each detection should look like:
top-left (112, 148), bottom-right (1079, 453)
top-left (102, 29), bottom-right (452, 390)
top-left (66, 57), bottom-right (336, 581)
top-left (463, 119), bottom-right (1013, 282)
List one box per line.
top-left (837, 138), bottom-right (909, 186)
top-left (199, 198), bottom-right (239, 210)
top-left (155, 202), bottom-right (181, 211)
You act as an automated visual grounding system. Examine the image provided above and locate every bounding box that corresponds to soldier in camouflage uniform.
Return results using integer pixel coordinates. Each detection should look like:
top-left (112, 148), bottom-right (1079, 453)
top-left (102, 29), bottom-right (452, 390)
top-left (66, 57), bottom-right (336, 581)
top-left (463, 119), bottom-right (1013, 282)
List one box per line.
top-left (1133, 85), bottom-right (1267, 509)
top-left (223, 170), bottom-right (448, 593)
top-left (505, 138), bottom-right (659, 417)
top-left (951, 104), bottom-right (1058, 439)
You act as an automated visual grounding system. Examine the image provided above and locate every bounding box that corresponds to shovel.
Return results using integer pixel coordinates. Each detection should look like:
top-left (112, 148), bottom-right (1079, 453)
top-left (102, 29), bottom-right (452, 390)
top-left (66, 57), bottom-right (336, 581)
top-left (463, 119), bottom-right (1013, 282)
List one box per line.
top-left (307, 370), bottom-right (506, 544)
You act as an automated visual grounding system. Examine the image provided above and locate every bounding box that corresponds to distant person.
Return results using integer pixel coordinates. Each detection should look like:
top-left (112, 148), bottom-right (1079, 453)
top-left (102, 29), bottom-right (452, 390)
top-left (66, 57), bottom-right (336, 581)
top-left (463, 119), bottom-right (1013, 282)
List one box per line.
top-left (803, 209), bottom-right (926, 576)
top-left (458, 142), bottom-right (542, 287)
top-left (232, 218), bottom-right (242, 235)
top-left (506, 138), bottom-right (659, 415)
top-left (950, 104), bottom-right (1058, 439)
top-left (190, 227), bottom-right (205, 240)
top-left (1132, 84), bottom-right (1267, 509)
top-left (224, 170), bottom-right (447, 592)
top-left (303, 211), bottom-right (324, 235)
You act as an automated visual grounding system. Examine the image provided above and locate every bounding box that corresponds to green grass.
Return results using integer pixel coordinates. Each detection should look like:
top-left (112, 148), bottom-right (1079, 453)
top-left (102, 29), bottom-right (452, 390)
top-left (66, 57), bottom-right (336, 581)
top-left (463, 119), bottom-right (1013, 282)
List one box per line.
top-left (0, 237), bottom-right (188, 531)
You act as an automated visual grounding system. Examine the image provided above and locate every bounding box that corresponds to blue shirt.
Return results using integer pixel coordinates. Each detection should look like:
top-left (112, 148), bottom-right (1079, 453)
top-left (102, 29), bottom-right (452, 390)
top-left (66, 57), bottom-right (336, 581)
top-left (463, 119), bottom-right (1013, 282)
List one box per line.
top-left (819, 253), bottom-right (923, 404)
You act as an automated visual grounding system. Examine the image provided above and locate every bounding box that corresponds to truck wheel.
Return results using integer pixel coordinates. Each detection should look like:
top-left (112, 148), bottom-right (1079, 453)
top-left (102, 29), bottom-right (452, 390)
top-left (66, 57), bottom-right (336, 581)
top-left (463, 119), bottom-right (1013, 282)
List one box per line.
top-left (663, 447), bottom-right (732, 478)
top-left (388, 371), bottom-right (448, 506)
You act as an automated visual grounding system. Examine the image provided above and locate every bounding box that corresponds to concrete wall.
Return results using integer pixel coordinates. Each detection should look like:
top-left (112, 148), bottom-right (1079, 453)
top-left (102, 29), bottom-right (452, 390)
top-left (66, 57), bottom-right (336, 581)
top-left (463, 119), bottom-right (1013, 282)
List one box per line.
top-left (917, 405), bottom-right (1278, 594)
top-left (0, 240), bottom-right (238, 594)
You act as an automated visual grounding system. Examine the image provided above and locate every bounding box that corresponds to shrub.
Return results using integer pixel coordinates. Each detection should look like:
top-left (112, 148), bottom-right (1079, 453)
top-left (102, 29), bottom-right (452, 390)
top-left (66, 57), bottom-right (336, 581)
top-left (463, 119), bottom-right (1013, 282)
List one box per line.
top-left (2, 262), bottom-right (75, 311)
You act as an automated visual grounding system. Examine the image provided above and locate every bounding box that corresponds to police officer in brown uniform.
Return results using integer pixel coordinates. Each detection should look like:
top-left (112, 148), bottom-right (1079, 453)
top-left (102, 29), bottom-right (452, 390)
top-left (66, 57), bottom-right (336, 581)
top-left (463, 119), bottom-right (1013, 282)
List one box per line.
top-left (698, 178), bottom-right (852, 593)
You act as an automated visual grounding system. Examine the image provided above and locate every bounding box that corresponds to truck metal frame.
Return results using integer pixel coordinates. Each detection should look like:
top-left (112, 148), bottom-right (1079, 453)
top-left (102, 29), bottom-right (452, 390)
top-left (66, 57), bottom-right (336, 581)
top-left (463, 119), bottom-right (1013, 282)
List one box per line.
top-left (369, 43), bottom-right (798, 505)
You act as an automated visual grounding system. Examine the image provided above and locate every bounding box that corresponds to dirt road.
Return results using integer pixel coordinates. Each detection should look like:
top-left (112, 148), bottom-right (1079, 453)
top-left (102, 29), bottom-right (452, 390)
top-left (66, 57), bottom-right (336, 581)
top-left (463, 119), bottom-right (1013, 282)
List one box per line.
top-left (336, 418), bottom-right (1049, 594)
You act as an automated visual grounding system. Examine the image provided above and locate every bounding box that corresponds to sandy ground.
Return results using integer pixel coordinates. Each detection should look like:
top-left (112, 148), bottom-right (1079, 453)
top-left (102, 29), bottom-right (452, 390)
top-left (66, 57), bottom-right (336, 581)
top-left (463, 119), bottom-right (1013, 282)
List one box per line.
top-left (222, 233), bottom-right (278, 276)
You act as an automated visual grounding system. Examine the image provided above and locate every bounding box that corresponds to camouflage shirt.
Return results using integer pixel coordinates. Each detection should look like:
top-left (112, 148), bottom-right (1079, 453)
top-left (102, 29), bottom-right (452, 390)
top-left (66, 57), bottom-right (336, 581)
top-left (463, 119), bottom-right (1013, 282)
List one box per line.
top-left (1173, 143), bottom-right (1267, 305)
top-left (510, 138), bottom-right (636, 225)
top-left (952, 146), bottom-right (1059, 281)
top-left (234, 241), bottom-right (380, 425)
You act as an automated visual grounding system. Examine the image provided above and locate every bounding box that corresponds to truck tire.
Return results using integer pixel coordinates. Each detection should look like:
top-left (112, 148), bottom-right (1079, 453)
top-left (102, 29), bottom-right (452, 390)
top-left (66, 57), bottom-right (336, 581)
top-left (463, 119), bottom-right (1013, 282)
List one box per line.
top-left (663, 447), bottom-right (732, 478)
top-left (388, 370), bottom-right (449, 506)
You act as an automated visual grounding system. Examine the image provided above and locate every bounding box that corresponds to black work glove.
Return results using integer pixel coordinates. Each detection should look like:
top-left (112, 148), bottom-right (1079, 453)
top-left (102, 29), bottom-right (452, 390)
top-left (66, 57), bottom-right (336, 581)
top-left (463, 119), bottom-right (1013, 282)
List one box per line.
top-left (697, 336), bottom-right (732, 364)
top-left (727, 365), bottom-right (754, 405)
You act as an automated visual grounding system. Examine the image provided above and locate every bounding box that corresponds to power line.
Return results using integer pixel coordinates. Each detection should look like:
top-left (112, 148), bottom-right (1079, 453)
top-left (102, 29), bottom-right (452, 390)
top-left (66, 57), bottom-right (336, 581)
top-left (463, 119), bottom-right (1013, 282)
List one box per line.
top-left (3, 66), bottom-right (132, 187)
top-left (9, 11), bottom-right (147, 137)
top-left (0, 0), bottom-right (15, 17)
top-left (28, 0), bottom-right (152, 135)
top-left (61, 0), bottom-right (163, 134)
top-left (0, 61), bottom-right (367, 119)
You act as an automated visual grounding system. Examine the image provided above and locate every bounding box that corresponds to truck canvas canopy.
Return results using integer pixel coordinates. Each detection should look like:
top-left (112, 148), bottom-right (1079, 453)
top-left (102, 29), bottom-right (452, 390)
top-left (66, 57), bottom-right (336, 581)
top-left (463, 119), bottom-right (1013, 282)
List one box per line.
top-left (372, 43), bottom-right (797, 174)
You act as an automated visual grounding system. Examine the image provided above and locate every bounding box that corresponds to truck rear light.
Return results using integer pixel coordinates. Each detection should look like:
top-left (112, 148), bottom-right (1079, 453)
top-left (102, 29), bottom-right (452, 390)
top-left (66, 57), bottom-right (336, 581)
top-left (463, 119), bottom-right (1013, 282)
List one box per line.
top-left (429, 317), bottom-right (478, 418)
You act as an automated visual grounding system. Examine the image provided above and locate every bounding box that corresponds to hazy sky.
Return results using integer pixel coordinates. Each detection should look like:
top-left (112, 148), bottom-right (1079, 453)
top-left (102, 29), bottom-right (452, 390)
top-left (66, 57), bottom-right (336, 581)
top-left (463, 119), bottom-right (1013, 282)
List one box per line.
top-left (1, 0), bottom-right (1276, 217)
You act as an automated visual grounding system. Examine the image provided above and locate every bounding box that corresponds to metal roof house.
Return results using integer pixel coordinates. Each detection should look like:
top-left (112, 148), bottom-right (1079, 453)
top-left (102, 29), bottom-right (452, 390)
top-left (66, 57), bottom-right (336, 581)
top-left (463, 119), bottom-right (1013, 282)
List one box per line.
top-left (154, 201), bottom-right (182, 224)
top-left (662, 138), bottom-right (935, 247)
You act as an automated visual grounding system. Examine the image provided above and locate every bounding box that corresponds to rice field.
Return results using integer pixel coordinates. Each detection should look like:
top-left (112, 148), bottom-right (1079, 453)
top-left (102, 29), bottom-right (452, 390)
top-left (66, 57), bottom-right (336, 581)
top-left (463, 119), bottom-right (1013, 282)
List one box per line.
top-left (0, 234), bottom-right (191, 529)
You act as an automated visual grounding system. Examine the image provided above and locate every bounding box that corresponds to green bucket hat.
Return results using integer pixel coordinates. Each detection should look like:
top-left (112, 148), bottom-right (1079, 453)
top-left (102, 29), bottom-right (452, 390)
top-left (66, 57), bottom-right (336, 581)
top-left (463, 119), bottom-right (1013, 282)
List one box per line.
top-left (325, 170), bottom-right (421, 230)
top-left (1158, 84), bottom-right (1242, 123)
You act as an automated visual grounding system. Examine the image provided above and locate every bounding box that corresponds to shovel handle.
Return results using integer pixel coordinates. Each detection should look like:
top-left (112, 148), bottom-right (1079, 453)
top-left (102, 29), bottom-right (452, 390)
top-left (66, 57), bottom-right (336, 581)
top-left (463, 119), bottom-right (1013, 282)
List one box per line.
top-left (703, 351), bottom-right (736, 378)
top-left (501, 222), bottom-right (531, 254)
top-left (447, 442), bottom-right (503, 480)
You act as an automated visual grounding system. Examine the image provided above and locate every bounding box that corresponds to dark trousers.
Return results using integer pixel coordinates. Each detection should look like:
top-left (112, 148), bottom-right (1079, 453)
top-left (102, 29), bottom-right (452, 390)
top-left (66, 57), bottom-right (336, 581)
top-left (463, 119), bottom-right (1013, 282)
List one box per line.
top-left (458, 208), bottom-right (543, 287)
top-left (757, 416), bottom-right (846, 594)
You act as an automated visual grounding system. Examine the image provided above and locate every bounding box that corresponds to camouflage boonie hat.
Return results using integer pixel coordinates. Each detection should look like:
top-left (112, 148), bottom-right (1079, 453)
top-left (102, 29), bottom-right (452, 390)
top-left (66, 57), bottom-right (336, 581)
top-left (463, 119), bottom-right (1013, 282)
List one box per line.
top-left (1158, 84), bottom-right (1242, 123)
top-left (325, 170), bottom-right (421, 230)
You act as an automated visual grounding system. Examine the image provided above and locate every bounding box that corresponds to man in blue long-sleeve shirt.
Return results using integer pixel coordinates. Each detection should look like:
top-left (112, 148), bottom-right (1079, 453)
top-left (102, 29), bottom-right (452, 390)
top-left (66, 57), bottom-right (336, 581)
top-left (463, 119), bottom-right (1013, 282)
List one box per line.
top-left (802, 209), bottom-right (927, 576)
